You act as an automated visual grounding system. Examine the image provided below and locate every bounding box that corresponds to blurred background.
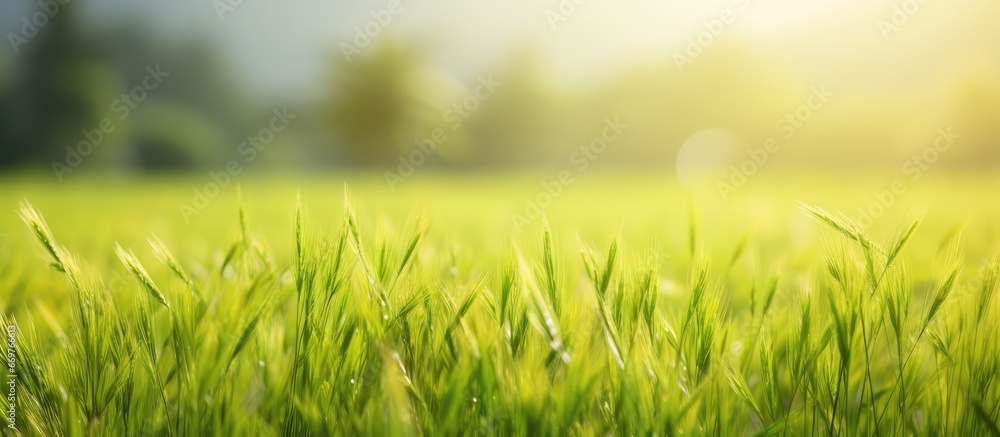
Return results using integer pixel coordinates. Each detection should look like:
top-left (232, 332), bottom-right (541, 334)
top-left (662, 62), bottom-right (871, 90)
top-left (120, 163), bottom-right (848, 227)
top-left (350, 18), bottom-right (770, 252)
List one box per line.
top-left (0, 0), bottom-right (998, 176)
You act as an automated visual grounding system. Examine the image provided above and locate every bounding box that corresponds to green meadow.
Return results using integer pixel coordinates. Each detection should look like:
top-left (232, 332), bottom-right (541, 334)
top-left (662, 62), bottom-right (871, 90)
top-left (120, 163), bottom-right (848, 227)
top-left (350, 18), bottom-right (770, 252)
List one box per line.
top-left (1, 173), bottom-right (999, 436)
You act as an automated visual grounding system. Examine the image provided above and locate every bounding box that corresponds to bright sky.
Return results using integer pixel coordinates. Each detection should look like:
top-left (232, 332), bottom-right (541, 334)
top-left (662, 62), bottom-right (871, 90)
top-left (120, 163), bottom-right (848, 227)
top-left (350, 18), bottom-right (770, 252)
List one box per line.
top-left (2, 0), bottom-right (997, 101)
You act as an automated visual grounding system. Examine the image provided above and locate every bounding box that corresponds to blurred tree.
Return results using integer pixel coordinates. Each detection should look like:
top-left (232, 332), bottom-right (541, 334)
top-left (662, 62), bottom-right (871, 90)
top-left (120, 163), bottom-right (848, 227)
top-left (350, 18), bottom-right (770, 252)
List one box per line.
top-left (323, 40), bottom-right (446, 166)
top-left (0, 53), bottom-right (12, 163)
top-left (589, 41), bottom-right (802, 167)
top-left (462, 50), bottom-right (564, 167)
top-left (90, 32), bottom-right (251, 170)
top-left (0, 3), bottom-right (109, 167)
top-left (128, 101), bottom-right (232, 170)
top-left (949, 72), bottom-right (1000, 168)
top-left (0, 6), bottom-right (257, 171)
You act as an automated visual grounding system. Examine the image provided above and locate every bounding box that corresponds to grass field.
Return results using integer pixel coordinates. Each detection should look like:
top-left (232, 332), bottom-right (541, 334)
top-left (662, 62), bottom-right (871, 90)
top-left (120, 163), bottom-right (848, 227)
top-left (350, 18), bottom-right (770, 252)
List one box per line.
top-left (1, 173), bottom-right (1000, 436)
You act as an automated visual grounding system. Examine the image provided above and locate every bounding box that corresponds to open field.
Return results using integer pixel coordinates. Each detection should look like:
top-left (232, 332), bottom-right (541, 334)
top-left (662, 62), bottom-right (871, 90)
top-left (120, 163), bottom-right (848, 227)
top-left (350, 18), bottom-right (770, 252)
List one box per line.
top-left (1, 173), bottom-right (999, 435)
top-left (2, 0), bottom-right (999, 434)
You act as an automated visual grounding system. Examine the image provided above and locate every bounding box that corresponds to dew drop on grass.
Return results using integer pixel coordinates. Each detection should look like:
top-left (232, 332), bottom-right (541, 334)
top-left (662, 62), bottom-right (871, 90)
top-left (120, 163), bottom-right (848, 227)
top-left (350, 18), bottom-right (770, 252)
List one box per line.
top-left (222, 265), bottom-right (236, 281)
top-left (731, 340), bottom-right (744, 355)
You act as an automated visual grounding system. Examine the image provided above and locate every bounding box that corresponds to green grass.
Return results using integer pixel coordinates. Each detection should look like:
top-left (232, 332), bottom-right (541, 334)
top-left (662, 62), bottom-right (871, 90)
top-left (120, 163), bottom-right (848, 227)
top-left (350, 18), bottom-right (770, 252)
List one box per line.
top-left (1, 174), bottom-right (1000, 435)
